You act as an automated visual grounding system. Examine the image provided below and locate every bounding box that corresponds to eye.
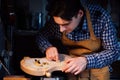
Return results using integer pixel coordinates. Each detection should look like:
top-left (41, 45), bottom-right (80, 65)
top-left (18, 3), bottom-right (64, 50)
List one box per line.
top-left (61, 24), bottom-right (68, 26)
top-left (60, 22), bottom-right (71, 26)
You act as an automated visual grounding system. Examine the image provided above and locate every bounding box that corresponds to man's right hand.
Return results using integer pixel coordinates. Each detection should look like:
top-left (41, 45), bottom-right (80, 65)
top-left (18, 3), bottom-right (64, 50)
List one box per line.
top-left (45, 46), bottom-right (59, 61)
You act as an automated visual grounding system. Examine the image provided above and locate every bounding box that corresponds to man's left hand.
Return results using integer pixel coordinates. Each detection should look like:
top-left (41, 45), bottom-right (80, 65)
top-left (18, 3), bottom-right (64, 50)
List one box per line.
top-left (62, 57), bottom-right (87, 75)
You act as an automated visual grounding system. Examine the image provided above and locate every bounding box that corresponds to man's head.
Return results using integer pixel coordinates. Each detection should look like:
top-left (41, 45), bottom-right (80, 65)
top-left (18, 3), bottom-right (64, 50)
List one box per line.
top-left (46, 0), bottom-right (85, 33)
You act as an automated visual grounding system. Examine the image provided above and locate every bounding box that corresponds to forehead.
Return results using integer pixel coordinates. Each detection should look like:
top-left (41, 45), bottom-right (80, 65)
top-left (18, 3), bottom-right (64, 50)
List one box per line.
top-left (53, 16), bottom-right (70, 25)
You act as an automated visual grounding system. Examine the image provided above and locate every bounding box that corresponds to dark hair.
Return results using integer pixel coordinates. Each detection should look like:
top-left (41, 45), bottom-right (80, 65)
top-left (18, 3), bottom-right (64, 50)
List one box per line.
top-left (46, 0), bottom-right (85, 20)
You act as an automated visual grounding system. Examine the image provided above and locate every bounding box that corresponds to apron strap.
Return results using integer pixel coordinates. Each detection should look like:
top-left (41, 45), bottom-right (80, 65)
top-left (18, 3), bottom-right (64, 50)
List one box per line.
top-left (86, 9), bottom-right (97, 40)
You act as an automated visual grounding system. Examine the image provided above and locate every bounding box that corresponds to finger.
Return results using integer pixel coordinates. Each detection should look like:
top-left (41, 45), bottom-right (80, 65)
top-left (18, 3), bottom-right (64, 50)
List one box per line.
top-left (74, 66), bottom-right (82, 75)
top-left (50, 53), bottom-right (56, 61)
top-left (71, 66), bottom-right (79, 74)
top-left (50, 47), bottom-right (58, 61)
top-left (74, 69), bottom-right (81, 75)
top-left (54, 51), bottom-right (59, 61)
top-left (46, 54), bottom-right (52, 60)
top-left (49, 52), bottom-right (57, 61)
top-left (50, 53), bottom-right (58, 61)
top-left (73, 66), bottom-right (81, 75)
top-left (64, 64), bottom-right (75, 73)
top-left (46, 52), bottom-right (54, 60)
top-left (65, 58), bottom-right (72, 63)
top-left (62, 59), bottom-right (73, 72)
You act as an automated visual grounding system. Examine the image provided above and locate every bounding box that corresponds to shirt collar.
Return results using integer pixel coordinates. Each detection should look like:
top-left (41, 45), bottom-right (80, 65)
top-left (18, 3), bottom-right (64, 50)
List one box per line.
top-left (70, 16), bottom-right (88, 34)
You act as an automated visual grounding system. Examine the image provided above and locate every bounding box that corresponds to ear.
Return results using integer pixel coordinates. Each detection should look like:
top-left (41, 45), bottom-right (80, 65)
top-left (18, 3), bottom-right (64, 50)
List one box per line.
top-left (78, 10), bottom-right (84, 18)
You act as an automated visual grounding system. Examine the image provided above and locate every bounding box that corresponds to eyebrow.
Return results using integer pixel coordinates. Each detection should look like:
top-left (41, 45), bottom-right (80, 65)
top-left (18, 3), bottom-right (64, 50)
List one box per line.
top-left (56, 21), bottom-right (71, 26)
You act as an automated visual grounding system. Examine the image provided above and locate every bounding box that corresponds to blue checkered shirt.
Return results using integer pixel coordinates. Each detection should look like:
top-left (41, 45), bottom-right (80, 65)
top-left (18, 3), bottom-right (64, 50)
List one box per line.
top-left (37, 5), bottom-right (120, 70)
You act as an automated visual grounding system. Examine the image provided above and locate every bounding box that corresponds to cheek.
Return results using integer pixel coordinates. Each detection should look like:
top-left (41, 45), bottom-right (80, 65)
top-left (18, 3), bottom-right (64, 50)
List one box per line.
top-left (68, 25), bottom-right (76, 31)
top-left (65, 26), bottom-right (74, 33)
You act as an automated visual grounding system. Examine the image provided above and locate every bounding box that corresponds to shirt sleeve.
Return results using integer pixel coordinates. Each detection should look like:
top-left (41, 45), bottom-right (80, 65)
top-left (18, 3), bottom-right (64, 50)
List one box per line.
top-left (36, 19), bottom-right (61, 53)
top-left (85, 10), bottom-right (120, 69)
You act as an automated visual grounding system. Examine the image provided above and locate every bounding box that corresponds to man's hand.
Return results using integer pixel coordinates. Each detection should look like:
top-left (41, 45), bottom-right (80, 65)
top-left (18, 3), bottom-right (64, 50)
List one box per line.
top-left (62, 57), bottom-right (87, 75)
top-left (45, 46), bottom-right (59, 61)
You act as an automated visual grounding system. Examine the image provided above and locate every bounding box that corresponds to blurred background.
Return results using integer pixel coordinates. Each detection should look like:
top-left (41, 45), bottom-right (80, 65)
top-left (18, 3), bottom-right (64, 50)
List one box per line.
top-left (0, 0), bottom-right (120, 80)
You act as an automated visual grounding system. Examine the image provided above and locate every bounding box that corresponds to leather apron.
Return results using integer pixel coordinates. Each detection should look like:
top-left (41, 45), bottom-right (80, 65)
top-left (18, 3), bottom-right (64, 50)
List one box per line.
top-left (61, 9), bottom-right (110, 80)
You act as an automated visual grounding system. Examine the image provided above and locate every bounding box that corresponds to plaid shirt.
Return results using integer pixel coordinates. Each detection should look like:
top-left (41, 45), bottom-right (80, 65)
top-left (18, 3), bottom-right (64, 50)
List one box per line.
top-left (37, 5), bottom-right (120, 69)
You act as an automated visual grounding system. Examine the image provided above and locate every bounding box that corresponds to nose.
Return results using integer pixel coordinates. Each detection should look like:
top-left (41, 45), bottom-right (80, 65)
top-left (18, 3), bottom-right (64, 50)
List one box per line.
top-left (60, 25), bottom-right (66, 32)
